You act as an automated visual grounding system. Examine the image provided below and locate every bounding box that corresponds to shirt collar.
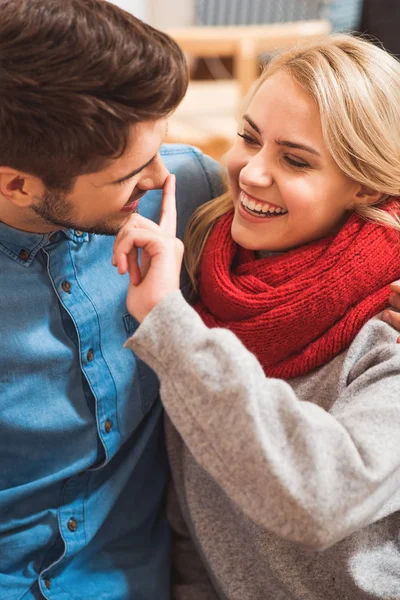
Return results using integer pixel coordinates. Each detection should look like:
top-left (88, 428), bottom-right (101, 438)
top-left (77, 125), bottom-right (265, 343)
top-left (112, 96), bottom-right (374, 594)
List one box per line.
top-left (0, 221), bottom-right (89, 267)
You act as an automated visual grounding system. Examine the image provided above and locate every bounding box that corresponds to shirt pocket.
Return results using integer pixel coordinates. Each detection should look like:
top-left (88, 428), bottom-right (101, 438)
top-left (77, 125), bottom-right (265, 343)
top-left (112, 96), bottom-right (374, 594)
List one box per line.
top-left (123, 313), bottom-right (160, 415)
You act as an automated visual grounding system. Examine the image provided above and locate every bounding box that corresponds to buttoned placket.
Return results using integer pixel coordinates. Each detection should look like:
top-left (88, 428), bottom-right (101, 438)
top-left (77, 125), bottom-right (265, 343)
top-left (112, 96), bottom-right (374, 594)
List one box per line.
top-left (37, 233), bottom-right (121, 585)
top-left (38, 474), bottom-right (88, 599)
top-left (42, 235), bottom-right (121, 460)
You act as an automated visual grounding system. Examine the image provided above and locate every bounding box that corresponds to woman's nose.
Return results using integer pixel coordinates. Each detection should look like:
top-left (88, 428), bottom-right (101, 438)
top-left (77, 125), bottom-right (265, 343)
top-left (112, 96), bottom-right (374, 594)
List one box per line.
top-left (240, 154), bottom-right (274, 188)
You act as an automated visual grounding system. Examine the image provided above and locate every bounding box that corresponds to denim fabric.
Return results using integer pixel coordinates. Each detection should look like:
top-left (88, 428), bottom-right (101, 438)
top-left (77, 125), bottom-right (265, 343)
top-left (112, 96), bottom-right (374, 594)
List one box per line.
top-left (0, 145), bottom-right (223, 600)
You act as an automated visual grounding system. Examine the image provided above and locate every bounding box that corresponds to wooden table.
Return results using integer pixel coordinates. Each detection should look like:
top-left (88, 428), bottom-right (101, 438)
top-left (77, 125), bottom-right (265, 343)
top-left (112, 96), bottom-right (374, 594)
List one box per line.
top-left (167, 20), bottom-right (331, 96)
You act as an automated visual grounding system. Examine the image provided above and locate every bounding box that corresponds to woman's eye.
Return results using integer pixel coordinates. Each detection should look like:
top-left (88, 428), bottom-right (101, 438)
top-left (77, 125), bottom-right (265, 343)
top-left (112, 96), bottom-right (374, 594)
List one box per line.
top-left (237, 132), bottom-right (259, 145)
top-left (284, 156), bottom-right (310, 169)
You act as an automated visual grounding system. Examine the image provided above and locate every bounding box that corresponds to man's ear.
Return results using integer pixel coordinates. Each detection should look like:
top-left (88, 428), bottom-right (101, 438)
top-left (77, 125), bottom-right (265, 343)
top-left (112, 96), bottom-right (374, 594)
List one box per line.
top-left (352, 184), bottom-right (383, 208)
top-left (0, 167), bottom-right (45, 207)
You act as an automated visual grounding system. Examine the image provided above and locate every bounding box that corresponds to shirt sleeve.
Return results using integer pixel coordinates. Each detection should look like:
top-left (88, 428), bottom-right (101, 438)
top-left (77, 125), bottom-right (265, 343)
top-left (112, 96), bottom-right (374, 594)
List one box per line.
top-left (125, 290), bottom-right (400, 551)
top-left (190, 148), bottom-right (226, 200)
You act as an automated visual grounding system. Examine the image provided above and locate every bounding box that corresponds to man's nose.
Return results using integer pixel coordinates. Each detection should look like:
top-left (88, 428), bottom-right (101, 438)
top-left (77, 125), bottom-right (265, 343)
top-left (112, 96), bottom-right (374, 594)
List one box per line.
top-left (140, 155), bottom-right (170, 190)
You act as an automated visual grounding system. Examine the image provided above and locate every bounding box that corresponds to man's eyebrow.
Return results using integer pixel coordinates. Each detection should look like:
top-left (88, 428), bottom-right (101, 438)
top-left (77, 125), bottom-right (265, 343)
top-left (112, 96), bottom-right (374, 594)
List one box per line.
top-left (110, 154), bottom-right (157, 185)
top-left (243, 114), bottom-right (262, 135)
top-left (275, 139), bottom-right (321, 157)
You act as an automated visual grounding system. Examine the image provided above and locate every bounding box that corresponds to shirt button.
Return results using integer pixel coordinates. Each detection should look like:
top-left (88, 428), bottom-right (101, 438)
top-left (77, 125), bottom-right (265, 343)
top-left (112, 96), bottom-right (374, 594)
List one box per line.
top-left (87, 348), bottom-right (94, 362)
top-left (61, 280), bottom-right (71, 293)
top-left (19, 249), bottom-right (30, 261)
top-left (75, 230), bottom-right (83, 237)
top-left (104, 419), bottom-right (112, 433)
top-left (43, 577), bottom-right (51, 590)
top-left (67, 518), bottom-right (78, 532)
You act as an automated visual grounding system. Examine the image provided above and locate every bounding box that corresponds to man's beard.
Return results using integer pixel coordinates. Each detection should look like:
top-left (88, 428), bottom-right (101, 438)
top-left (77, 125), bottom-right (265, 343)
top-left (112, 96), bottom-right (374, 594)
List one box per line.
top-left (30, 189), bottom-right (121, 236)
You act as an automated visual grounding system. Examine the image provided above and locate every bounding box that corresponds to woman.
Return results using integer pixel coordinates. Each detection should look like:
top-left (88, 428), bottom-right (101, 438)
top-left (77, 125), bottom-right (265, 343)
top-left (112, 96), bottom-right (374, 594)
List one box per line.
top-left (115, 35), bottom-right (400, 599)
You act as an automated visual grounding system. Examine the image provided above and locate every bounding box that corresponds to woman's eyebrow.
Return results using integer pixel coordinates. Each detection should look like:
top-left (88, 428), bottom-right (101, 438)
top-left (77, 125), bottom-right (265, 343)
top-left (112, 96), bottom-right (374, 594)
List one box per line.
top-left (275, 139), bottom-right (321, 156)
top-left (243, 114), bottom-right (321, 157)
top-left (243, 114), bottom-right (262, 135)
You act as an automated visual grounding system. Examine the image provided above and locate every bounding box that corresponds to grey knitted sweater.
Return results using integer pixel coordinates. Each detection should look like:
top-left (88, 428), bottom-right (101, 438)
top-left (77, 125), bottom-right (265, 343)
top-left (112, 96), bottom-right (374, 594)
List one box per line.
top-left (126, 291), bottom-right (400, 600)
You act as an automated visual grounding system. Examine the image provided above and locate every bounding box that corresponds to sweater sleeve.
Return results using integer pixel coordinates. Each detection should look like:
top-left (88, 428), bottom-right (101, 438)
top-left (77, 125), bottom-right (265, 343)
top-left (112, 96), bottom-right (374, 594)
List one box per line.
top-left (125, 291), bottom-right (400, 551)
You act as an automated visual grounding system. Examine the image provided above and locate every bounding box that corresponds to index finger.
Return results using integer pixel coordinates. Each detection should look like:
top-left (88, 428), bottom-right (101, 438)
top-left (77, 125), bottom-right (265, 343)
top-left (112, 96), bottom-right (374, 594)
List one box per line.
top-left (159, 174), bottom-right (177, 235)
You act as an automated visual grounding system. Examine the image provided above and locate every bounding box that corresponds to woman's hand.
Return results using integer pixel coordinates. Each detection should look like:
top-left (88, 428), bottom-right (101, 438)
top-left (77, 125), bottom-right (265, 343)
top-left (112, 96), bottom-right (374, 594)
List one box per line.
top-left (112, 174), bottom-right (184, 323)
top-left (382, 280), bottom-right (400, 342)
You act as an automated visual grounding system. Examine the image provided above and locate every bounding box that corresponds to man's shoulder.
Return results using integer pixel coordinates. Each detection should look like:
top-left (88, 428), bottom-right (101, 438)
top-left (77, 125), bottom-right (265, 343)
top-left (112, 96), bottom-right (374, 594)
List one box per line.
top-left (160, 143), bottom-right (225, 202)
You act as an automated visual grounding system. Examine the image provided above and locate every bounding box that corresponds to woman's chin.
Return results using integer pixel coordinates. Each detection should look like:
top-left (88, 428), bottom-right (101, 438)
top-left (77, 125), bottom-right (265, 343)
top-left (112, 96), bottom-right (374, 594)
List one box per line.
top-left (231, 218), bottom-right (267, 250)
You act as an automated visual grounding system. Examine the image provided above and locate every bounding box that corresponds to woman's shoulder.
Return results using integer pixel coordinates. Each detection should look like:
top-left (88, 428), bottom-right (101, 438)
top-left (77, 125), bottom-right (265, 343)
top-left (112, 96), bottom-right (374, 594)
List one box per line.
top-left (291, 315), bottom-right (400, 411)
top-left (344, 314), bottom-right (400, 384)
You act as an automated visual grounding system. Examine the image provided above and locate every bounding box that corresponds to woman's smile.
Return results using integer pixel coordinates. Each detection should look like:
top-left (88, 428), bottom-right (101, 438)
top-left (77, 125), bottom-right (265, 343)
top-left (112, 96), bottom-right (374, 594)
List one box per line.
top-left (239, 190), bottom-right (288, 221)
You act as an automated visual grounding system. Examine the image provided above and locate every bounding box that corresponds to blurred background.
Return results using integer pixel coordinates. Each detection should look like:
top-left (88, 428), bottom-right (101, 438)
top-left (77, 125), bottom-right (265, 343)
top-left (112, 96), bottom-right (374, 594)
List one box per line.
top-left (112, 0), bottom-right (400, 161)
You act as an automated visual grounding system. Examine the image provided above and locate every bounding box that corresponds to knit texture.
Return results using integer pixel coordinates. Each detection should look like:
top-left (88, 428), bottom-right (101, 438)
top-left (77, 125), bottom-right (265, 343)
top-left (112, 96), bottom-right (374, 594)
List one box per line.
top-left (195, 207), bottom-right (400, 378)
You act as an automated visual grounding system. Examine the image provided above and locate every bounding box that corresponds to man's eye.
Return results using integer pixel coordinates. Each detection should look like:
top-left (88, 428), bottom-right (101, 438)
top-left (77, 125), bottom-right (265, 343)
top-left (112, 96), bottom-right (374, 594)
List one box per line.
top-left (114, 174), bottom-right (136, 186)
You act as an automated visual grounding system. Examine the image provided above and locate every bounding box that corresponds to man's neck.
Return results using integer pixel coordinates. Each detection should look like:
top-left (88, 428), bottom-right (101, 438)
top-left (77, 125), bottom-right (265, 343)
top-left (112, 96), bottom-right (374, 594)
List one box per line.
top-left (0, 199), bottom-right (57, 234)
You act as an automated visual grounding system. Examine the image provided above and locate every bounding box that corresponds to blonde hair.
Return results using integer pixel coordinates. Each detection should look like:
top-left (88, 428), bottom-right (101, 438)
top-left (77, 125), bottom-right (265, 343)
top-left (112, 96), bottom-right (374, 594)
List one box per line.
top-left (185, 34), bottom-right (400, 292)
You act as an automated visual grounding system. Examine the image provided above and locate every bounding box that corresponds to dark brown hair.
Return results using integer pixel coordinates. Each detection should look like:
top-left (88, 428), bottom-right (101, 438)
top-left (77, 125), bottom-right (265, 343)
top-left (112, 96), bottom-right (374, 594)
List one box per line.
top-left (0, 0), bottom-right (188, 190)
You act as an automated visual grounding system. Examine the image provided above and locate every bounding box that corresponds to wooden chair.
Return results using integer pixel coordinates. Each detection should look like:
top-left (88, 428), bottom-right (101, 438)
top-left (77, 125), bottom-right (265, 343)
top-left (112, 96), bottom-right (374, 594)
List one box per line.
top-left (166, 2), bottom-right (331, 160)
top-left (167, 20), bottom-right (331, 97)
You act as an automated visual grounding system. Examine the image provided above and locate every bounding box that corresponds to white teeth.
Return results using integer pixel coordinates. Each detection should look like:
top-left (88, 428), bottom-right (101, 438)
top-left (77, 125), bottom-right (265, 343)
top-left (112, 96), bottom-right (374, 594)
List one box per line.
top-left (240, 192), bottom-right (287, 216)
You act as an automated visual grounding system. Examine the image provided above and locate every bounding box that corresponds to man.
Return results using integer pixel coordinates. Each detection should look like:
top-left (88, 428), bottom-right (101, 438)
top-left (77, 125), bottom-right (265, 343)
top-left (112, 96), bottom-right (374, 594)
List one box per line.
top-left (0, 1), bottom-right (222, 598)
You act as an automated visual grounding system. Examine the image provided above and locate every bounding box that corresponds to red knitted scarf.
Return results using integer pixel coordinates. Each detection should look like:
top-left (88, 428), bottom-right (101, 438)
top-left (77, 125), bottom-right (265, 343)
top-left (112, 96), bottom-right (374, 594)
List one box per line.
top-left (194, 207), bottom-right (400, 379)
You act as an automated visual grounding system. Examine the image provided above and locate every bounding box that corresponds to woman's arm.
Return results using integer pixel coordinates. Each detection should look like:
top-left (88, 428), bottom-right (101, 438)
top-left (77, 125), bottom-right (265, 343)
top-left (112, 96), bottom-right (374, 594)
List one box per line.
top-left (115, 179), bottom-right (400, 551)
top-left (126, 291), bottom-right (400, 551)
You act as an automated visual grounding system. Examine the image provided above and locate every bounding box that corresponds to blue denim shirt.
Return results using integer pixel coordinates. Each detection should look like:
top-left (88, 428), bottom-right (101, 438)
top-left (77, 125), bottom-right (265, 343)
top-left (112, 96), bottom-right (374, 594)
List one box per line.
top-left (0, 145), bottom-right (223, 600)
